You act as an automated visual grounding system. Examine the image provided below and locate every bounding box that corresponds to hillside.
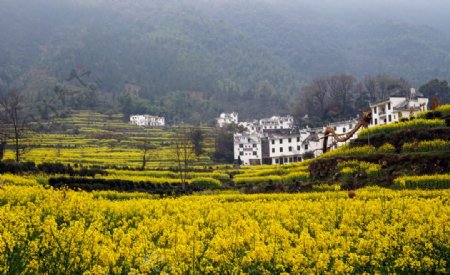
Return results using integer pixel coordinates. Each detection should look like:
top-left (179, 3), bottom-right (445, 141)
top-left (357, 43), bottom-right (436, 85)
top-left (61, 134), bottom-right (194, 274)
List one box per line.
top-left (2, 111), bottom-right (217, 169)
top-left (2, 0), bottom-right (450, 122)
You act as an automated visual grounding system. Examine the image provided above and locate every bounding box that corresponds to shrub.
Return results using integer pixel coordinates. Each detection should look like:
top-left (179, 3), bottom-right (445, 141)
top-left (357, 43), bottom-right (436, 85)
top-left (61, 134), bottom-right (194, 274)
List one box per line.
top-left (337, 160), bottom-right (382, 180)
top-left (393, 174), bottom-right (450, 189)
top-left (0, 161), bottom-right (38, 174)
top-left (233, 176), bottom-right (282, 185)
top-left (377, 143), bottom-right (396, 154)
top-left (190, 178), bottom-right (222, 189)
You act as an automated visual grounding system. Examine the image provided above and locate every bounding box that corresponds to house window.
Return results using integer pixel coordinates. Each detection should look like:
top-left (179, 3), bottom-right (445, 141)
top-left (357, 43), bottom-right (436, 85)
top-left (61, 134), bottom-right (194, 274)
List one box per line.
top-left (240, 151), bottom-right (244, 156)
top-left (289, 146), bottom-right (292, 152)
top-left (253, 151), bottom-right (257, 156)
top-left (239, 144), bottom-right (243, 148)
top-left (271, 140), bottom-right (275, 145)
top-left (272, 148), bottom-right (275, 153)
top-left (373, 107), bottom-right (377, 114)
top-left (275, 159), bottom-right (279, 164)
top-left (297, 145), bottom-right (300, 151)
top-left (297, 137), bottom-right (300, 142)
top-left (384, 119), bottom-right (387, 124)
top-left (253, 144), bottom-right (256, 148)
top-left (349, 124), bottom-right (352, 129)
top-left (305, 144), bottom-right (309, 150)
top-left (279, 139), bottom-right (283, 144)
top-left (388, 103), bottom-right (391, 110)
top-left (289, 157), bottom-right (293, 162)
top-left (248, 138), bottom-right (251, 143)
top-left (280, 147), bottom-right (283, 152)
top-left (288, 138), bottom-right (292, 143)
top-left (333, 127), bottom-right (337, 130)
top-left (388, 115), bottom-right (392, 122)
top-left (343, 128), bottom-right (346, 132)
top-left (374, 118), bottom-right (378, 125)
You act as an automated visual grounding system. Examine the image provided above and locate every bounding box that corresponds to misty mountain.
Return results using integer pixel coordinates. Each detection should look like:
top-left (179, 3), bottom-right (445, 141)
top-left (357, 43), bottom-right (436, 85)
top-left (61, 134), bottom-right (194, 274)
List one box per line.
top-left (1, 0), bottom-right (450, 122)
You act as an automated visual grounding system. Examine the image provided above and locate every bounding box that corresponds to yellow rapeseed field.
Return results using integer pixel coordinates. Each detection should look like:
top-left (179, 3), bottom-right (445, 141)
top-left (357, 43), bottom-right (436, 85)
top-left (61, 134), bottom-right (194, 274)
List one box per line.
top-left (0, 185), bottom-right (448, 274)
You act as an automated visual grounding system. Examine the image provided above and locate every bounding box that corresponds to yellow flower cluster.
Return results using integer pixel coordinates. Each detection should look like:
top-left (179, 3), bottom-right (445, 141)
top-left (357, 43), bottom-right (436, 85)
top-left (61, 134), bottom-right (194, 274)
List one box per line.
top-left (358, 119), bottom-right (445, 139)
top-left (402, 139), bottom-right (450, 153)
top-left (0, 186), bottom-right (448, 274)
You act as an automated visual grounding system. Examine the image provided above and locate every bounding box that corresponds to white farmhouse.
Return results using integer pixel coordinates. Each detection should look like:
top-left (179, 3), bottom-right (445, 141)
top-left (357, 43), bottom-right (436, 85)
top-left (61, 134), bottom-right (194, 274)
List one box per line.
top-left (370, 89), bottom-right (428, 126)
top-left (238, 120), bottom-right (260, 134)
top-left (259, 115), bottom-right (293, 130)
top-left (130, 115), bottom-right (165, 127)
top-left (233, 133), bottom-right (263, 165)
top-left (264, 130), bottom-right (304, 165)
top-left (217, 112), bottom-right (238, 127)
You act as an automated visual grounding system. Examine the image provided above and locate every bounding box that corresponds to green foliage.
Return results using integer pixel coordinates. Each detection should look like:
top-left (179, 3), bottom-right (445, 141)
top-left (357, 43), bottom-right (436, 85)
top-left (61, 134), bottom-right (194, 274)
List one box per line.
top-left (212, 128), bottom-right (234, 164)
top-left (3, 1), bottom-right (450, 123)
top-left (190, 177), bottom-right (221, 189)
top-left (394, 174), bottom-right (450, 189)
top-left (233, 175), bottom-right (282, 186)
top-left (419, 79), bottom-right (450, 104)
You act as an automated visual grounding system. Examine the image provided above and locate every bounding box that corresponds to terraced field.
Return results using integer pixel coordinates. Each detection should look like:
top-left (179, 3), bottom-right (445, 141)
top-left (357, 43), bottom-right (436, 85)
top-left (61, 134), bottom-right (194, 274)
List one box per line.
top-left (3, 111), bottom-right (217, 169)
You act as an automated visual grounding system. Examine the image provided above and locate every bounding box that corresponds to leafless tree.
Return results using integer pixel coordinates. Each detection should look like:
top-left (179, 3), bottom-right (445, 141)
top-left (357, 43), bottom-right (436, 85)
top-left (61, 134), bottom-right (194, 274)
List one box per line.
top-left (309, 78), bottom-right (330, 119)
top-left (139, 129), bottom-right (157, 170)
top-left (173, 126), bottom-right (194, 190)
top-left (363, 76), bottom-right (378, 103)
top-left (0, 89), bottom-right (30, 162)
top-left (327, 74), bottom-right (357, 116)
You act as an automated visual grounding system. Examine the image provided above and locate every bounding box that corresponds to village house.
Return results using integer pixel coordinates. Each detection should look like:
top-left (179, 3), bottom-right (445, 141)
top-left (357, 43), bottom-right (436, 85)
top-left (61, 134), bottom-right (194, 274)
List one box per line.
top-left (259, 115), bottom-right (294, 130)
top-left (233, 133), bottom-right (263, 165)
top-left (130, 115), bottom-right (165, 127)
top-left (370, 88), bottom-right (428, 126)
top-left (217, 112), bottom-right (238, 127)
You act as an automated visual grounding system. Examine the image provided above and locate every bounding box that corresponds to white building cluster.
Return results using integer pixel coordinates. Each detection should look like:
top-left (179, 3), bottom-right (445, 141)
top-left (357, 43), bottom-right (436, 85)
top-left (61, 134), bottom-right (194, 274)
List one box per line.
top-left (130, 115), bottom-right (165, 127)
top-left (233, 120), bottom-right (357, 165)
top-left (231, 90), bottom-right (429, 166)
top-left (217, 112), bottom-right (238, 128)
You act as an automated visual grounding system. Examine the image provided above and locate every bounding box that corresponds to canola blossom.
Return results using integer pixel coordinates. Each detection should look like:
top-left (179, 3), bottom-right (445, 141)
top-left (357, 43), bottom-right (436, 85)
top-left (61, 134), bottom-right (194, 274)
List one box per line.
top-left (0, 185), bottom-right (448, 274)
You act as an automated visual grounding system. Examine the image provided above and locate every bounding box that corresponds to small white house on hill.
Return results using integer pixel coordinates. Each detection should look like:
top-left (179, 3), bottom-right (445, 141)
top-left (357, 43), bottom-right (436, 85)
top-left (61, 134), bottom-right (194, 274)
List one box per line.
top-left (217, 112), bottom-right (238, 127)
top-left (370, 89), bottom-right (428, 126)
top-left (130, 115), bottom-right (165, 127)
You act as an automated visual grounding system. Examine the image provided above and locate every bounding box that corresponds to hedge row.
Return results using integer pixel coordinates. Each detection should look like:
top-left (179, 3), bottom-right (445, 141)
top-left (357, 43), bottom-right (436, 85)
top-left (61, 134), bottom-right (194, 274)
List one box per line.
top-left (48, 177), bottom-right (220, 194)
top-left (234, 171), bottom-right (309, 186)
top-left (0, 161), bottom-right (107, 177)
top-left (393, 174), bottom-right (450, 189)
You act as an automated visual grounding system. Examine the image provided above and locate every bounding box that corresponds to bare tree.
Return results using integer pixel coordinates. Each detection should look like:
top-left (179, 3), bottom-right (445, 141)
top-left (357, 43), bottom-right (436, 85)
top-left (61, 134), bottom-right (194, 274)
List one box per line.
top-left (363, 76), bottom-right (378, 103)
top-left (309, 78), bottom-right (330, 119)
top-left (0, 89), bottom-right (30, 162)
top-left (139, 129), bottom-right (157, 170)
top-left (173, 126), bottom-right (194, 191)
top-left (327, 74), bottom-right (357, 116)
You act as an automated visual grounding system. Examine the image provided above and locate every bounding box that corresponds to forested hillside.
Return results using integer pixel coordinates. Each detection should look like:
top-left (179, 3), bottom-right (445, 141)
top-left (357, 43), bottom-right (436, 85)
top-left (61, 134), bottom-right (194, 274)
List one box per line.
top-left (1, 0), bottom-right (450, 123)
